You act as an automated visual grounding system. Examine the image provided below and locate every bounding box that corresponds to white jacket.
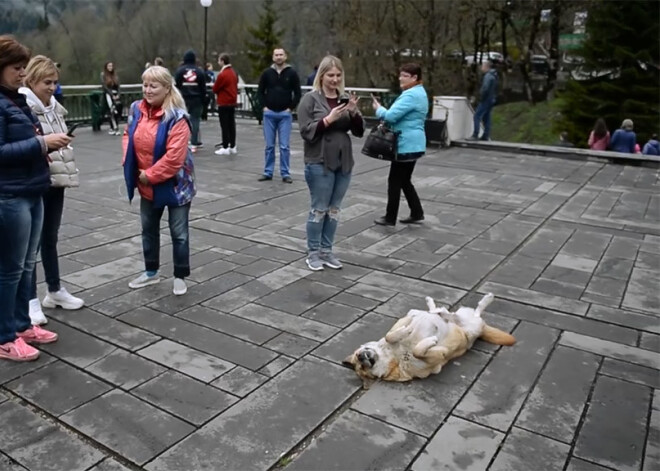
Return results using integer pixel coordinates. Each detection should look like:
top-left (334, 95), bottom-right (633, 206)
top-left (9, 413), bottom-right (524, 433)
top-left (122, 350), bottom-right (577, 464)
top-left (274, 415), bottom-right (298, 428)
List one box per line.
top-left (19, 87), bottom-right (79, 188)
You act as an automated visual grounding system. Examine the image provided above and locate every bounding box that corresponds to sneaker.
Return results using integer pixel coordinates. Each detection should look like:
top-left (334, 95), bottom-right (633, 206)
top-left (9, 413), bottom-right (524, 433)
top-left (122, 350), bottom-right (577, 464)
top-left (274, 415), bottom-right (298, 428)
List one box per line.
top-left (0, 338), bottom-right (39, 361)
top-left (214, 147), bottom-right (230, 156)
top-left (29, 298), bottom-right (47, 325)
top-left (282, 176), bottom-right (293, 184)
top-left (173, 278), bottom-right (187, 296)
top-left (42, 288), bottom-right (84, 310)
top-left (129, 272), bottom-right (160, 289)
top-left (320, 252), bottom-right (343, 269)
top-left (258, 175), bottom-right (273, 181)
top-left (229, 146), bottom-right (237, 155)
top-left (190, 145), bottom-right (198, 153)
top-left (17, 325), bottom-right (58, 345)
top-left (195, 143), bottom-right (204, 149)
top-left (108, 130), bottom-right (117, 135)
top-left (306, 252), bottom-right (324, 271)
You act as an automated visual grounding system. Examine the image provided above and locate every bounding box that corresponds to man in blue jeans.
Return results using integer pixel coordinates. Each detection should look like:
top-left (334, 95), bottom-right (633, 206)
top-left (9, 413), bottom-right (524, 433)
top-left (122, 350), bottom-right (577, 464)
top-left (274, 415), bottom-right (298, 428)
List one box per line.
top-left (256, 48), bottom-right (301, 183)
top-left (470, 60), bottom-right (498, 141)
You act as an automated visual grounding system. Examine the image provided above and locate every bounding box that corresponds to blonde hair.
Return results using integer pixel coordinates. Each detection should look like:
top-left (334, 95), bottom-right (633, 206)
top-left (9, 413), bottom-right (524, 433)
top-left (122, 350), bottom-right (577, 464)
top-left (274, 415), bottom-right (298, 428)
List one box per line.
top-left (25, 55), bottom-right (59, 88)
top-left (141, 65), bottom-right (187, 121)
top-left (312, 55), bottom-right (345, 94)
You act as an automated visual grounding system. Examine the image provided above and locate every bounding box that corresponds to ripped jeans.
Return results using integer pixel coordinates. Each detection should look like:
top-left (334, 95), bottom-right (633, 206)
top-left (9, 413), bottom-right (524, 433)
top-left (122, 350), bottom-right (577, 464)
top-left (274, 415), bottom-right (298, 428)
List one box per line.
top-left (304, 163), bottom-right (352, 253)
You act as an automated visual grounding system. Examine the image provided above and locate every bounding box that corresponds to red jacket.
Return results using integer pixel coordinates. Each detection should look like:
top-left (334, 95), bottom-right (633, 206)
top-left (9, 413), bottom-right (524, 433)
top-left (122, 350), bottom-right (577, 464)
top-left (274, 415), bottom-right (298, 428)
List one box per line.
top-left (212, 65), bottom-right (238, 106)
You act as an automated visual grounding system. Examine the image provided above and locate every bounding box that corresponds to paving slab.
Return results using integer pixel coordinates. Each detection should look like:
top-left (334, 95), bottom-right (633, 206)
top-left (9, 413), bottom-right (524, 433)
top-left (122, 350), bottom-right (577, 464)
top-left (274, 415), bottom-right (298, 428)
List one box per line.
top-left (489, 427), bottom-right (570, 471)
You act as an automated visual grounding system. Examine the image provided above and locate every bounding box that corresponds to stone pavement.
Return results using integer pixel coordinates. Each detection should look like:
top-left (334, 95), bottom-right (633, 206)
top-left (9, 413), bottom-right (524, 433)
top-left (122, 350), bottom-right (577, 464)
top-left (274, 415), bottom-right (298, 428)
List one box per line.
top-left (1, 118), bottom-right (659, 471)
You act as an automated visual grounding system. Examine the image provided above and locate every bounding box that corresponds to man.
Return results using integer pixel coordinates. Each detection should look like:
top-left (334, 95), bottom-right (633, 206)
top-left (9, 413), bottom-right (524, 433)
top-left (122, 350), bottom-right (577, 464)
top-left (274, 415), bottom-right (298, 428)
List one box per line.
top-left (213, 53), bottom-right (239, 156)
top-left (174, 50), bottom-right (206, 152)
top-left (470, 60), bottom-right (498, 141)
top-left (256, 47), bottom-right (301, 183)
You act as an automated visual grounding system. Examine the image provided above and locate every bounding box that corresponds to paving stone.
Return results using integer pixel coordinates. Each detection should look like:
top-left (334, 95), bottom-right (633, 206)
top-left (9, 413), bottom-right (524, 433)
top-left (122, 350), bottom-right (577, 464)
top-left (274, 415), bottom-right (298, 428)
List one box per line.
top-left (232, 303), bottom-right (339, 342)
top-left (202, 279), bottom-right (274, 313)
top-left (301, 300), bottom-right (365, 327)
top-left (561, 230), bottom-right (612, 260)
top-left (480, 281), bottom-right (590, 315)
top-left (62, 255), bottom-right (143, 289)
top-left (0, 401), bottom-right (105, 470)
top-left (516, 346), bottom-right (600, 443)
top-left (490, 427), bottom-right (570, 471)
top-left (640, 332), bottom-right (660, 352)
top-left (594, 256), bottom-right (634, 280)
top-left (373, 292), bottom-right (433, 319)
top-left (541, 265), bottom-right (593, 284)
top-left (89, 458), bottom-right (132, 471)
top-left (240, 244), bottom-right (302, 263)
top-left (86, 349), bottom-right (166, 390)
top-left (559, 332), bottom-right (660, 370)
top-left (600, 358), bottom-right (660, 389)
top-left (410, 415), bottom-right (503, 471)
top-left (46, 307), bottom-right (159, 351)
top-left (586, 304), bottom-right (660, 335)
top-left (257, 355), bottom-right (295, 377)
top-left (574, 375), bottom-right (650, 471)
top-left (61, 389), bottom-right (195, 466)
top-left (119, 307), bottom-right (277, 370)
top-left (211, 366), bottom-right (269, 397)
top-left (290, 409), bottom-right (426, 471)
top-left (604, 236), bottom-right (641, 259)
top-left (486, 254), bottom-right (548, 289)
top-left (256, 265), bottom-right (311, 290)
top-left (0, 351), bottom-right (57, 385)
top-left (93, 280), bottom-right (173, 317)
top-left (38, 320), bottom-right (117, 368)
top-left (146, 357), bottom-right (358, 471)
top-left (622, 267), bottom-right (660, 314)
top-left (187, 258), bottom-right (239, 283)
top-left (176, 305), bottom-right (280, 344)
top-left (344, 282), bottom-right (400, 302)
top-left (636, 251), bottom-right (660, 270)
top-left (352, 349), bottom-right (490, 436)
top-left (532, 277), bottom-right (585, 299)
top-left (0, 454), bottom-right (27, 471)
top-left (262, 333), bottom-right (319, 357)
top-left (6, 361), bottom-right (112, 416)
top-left (454, 322), bottom-right (559, 431)
top-left (518, 226), bottom-right (574, 260)
top-left (361, 270), bottom-right (468, 304)
top-left (255, 278), bottom-right (341, 315)
top-left (584, 276), bottom-right (627, 299)
top-left (551, 253), bottom-right (598, 273)
top-left (644, 407), bottom-right (660, 471)
top-left (331, 291), bottom-right (381, 311)
top-left (423, 248), bottom-right (505, 289)
top-left (133, 371), bottom-right (237, 426)
top-left (566, 458), bottom-right (615, 471)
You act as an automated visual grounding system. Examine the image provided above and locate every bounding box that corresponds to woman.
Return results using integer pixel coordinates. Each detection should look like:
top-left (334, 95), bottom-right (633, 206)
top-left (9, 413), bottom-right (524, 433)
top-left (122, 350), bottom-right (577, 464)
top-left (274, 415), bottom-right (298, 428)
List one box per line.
top-left (588, 118), bottom-right (610, 151)
top-left (101, 61), bottom-right (122, 135)
top-left (297, 55), bottom-right (364, 271)
top-left (123, 65), bottom-right (195, 295)
top-left (610, 119), bottom-right (637, 154)
top-left (373, 63), bottom-right (428, 226)
top-left (0, 35), bottom-right (66, 361)
top-left (20, 55), bottom-right (84, 325)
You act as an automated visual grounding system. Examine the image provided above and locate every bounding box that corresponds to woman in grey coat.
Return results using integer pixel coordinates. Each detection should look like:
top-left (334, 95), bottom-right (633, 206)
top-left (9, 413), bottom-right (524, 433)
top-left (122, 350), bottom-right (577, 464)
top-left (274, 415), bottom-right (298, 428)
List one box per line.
top-left (297, 55), bottom-right (364, 271)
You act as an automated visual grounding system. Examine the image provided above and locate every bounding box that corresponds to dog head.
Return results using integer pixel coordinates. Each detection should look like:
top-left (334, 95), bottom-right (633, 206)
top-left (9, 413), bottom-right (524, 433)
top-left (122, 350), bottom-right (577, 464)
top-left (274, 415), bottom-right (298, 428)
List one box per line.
top-left (343, 341), bottom-right (384, 389)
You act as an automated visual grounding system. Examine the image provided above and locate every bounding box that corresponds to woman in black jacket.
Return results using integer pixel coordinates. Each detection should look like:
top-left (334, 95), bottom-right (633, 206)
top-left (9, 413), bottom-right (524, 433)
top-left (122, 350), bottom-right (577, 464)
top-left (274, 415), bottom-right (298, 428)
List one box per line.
top-left (101, 61), bottom-right (122, 135)
top-left (0, 35), bottom-right (69, 361)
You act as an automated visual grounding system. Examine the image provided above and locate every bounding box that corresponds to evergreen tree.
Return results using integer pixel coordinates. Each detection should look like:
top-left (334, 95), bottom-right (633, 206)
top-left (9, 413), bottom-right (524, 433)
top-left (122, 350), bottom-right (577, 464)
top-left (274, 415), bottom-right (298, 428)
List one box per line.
top-left (245, 0), bottom-right (285, 81)
top-left (557, 0), bottom-right (659, 146)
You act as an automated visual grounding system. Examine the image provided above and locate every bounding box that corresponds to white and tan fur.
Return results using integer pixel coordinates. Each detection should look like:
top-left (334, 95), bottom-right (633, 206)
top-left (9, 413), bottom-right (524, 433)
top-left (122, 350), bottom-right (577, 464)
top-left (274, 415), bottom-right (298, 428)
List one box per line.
top-left (343, 293), bottom-right (515, 388)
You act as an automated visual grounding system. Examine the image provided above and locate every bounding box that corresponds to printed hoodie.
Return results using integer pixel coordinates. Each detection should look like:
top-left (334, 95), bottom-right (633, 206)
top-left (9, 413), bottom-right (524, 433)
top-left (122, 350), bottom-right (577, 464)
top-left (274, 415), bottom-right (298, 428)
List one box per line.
top-left (174, 50), bottom-right (207, 102)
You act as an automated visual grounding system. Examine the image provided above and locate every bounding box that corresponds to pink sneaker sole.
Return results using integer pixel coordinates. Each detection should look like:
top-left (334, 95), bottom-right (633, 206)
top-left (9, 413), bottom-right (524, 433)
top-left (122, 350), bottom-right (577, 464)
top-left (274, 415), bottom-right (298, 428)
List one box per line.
top-left (17, 329), bottom-right (58, 345)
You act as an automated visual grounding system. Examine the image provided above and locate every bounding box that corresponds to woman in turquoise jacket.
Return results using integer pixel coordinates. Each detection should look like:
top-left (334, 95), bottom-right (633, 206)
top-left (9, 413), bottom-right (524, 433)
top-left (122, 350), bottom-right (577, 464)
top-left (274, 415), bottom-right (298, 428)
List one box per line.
top-left (372, 63), bottom-right (428, 226)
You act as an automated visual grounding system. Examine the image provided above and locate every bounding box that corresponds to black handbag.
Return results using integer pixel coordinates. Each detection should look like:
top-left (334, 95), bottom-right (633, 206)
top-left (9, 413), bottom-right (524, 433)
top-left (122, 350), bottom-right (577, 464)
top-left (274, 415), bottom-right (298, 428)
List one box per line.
top-left (361, 122), bottom-right (400, 161)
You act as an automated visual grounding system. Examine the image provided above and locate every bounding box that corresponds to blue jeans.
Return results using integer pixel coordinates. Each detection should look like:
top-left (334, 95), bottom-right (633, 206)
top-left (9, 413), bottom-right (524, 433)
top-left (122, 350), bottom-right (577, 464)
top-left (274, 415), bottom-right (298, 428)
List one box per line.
top-left (31, 187), bottom-right (65, 297)
top-left (263, 110), bottom-right (292, 178)
top-left (304, 164), bottom-right (352, 253)
top-left (186, 99), bottom-right (203, 146)
top-left (473, 101), bottom-right (493, 140)
top-left (0, 195), bottom-right (43, 343)
top-left (140, 198), bottom-right (191, 279)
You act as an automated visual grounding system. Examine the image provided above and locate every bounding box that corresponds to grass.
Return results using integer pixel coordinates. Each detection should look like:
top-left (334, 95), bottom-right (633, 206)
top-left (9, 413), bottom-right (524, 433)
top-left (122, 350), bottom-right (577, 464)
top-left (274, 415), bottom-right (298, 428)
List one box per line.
top-left (490, 99), bottom-right (562, 145)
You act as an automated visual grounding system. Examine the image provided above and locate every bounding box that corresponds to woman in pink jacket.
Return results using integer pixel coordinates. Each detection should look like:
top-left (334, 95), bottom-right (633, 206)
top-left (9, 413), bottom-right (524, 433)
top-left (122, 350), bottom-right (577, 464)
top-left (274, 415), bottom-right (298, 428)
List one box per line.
top-left (588, 118), bottom-right (610, 151)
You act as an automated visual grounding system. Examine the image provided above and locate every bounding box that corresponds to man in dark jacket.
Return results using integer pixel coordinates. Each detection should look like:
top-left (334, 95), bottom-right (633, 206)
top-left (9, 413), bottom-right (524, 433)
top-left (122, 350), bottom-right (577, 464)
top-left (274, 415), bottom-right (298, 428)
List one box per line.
top-left (174, 50), bottom-right (206, 151)
top-left (256, 48), bottom-right (301, 183)
top-left (470, 60), bottom-right (498, 141)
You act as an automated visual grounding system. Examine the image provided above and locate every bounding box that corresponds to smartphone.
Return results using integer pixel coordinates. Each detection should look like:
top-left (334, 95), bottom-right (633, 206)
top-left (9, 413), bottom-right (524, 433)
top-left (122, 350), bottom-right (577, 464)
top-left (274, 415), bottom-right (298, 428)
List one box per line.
top-left (338, 94), bottom-right (350, 106)
top-left (66, 123), bottom-right (80, 137)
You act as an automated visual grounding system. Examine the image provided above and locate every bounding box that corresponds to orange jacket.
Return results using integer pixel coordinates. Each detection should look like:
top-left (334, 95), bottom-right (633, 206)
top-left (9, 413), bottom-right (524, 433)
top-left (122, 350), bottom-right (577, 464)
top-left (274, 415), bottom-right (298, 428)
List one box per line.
top-left (122, 100), bottom-right (191, 201)
top-left (212, 65), bottom-right (238, 106)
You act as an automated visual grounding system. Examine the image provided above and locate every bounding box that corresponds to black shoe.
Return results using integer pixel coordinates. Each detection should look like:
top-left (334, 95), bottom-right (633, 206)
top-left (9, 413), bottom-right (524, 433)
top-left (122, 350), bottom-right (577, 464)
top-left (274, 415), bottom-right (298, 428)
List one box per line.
top-left (258, 175), bottom-right (272, 181)
top-left (399, 216), bottom-right (424, 224)
top-left (282, 176), bottom-right (293, 183)
top-left (466, 136), bottom-right (479, 141)
top-left (374, 217), bottom-right (395, 226)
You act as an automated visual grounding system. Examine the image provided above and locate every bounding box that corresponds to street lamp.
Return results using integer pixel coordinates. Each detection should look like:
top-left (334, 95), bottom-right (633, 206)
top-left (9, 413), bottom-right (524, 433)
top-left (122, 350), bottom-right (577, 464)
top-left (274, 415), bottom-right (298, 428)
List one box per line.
top-left (200, 0), bottom-right (212, 66)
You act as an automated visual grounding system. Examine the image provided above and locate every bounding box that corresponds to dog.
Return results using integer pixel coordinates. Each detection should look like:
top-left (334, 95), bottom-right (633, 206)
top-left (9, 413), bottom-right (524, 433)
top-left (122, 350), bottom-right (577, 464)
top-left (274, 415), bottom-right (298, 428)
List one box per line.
top-left (343, 293), bottom-right (515, 388)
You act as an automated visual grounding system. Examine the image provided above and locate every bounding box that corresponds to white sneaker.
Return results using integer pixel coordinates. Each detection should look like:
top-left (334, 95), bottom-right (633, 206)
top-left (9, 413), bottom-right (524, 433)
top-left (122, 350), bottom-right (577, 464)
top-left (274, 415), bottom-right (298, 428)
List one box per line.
top-left (229, 146), bottom-right (237, 155)
top-left (129, 272), bottom-right (160, 289)
top-left (173, 278), bottom-right (187, 296)
top-left (29, 299), bottom-right (47, 325)
top-left (42, 288), bottom-right (84, 310)
top-left (214, 147), bottom-right (230, 156)
top-left (108, 130), bottom-right (116, 135)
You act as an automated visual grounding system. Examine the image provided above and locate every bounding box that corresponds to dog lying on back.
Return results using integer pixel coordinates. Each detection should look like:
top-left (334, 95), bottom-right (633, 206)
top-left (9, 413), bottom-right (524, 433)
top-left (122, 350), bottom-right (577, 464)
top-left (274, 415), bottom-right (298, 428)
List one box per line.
top-left (343, 293), bottom-right (515, 388)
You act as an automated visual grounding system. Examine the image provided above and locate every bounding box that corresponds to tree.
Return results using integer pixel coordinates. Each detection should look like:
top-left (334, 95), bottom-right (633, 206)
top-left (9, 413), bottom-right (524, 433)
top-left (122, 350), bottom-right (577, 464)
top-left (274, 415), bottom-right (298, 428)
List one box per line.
top-left (557, 0), bottom-right (660, 146)
top-left (245, 0), bottom-right (285, 80)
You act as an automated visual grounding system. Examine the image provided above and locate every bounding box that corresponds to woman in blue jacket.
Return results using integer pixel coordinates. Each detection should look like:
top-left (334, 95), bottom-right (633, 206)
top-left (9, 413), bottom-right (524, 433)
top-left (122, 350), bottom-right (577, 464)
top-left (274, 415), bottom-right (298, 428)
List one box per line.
top-left (0, 35), bottom-right (70, 361)
top-left (372, 63), bottom-right (429, 226)
top-left (610, 119), bottom-right (636, 154)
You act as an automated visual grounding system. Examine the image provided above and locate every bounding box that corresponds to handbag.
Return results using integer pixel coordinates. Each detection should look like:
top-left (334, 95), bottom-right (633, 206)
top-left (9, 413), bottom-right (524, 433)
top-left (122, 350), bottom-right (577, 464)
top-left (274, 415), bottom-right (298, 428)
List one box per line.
top-left (361, 122), bottom-right (400, 161)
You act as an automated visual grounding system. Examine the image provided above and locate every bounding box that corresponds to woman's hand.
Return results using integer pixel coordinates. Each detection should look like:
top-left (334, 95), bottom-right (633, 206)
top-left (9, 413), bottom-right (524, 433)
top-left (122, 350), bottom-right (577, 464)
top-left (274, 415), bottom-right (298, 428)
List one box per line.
top-left (325, 102), bottom-right (348, 124)
top-left (371, 93), bottom-right (381, 111)
top-left (138, 170), bottom-right (149, 185)
top-left (347, 93), bottom-right (360, 115)
top-left (44, 133), bottom-right (72, 151)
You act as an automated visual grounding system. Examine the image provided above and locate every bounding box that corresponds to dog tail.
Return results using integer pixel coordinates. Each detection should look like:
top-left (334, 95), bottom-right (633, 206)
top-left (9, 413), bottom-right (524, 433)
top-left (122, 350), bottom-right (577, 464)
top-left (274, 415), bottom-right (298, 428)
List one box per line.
top-left (480, 325), bottom-right (516, 346)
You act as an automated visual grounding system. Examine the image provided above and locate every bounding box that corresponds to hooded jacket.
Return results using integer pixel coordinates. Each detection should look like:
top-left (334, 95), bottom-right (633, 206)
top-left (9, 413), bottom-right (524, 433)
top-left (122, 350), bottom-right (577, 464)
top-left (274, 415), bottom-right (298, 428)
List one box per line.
top-left (174, 50), bottom-right (207, 102)
top-left (642, 139), bottom-right (659, 156)
top-left (19, 87), bottom-right (79, 188)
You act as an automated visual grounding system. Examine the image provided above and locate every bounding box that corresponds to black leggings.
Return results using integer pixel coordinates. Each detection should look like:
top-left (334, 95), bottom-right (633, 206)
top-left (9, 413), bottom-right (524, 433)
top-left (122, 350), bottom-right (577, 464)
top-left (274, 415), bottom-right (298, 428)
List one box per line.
top-left (217, 106), bottom-right (236, 148)
top-left (385, 160), bottom-right (424, 222)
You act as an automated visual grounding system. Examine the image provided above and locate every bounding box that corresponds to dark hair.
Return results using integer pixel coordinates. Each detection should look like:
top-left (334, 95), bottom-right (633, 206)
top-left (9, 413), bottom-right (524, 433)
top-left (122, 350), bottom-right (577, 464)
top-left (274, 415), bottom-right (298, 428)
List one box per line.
top-left (400, 63), bottom-right (422, 81)
top-left (593, 118), bottom-right (608, 139)
top-left (651, 133), bottom-right (658, 140)
top-left (219, 53), bottom-right (230, 65)
top-left (0, 35), bottom-right (31, 76)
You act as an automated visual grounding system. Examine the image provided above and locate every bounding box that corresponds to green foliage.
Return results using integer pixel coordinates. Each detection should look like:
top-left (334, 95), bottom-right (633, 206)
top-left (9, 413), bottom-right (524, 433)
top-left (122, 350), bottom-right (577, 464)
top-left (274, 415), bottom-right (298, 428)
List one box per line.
top-left (557, 0), bottom-right (660, 147)
top-left (491, 100), bottom-right (563, 145)
top-left (245, 0), bottom-right (285, 81)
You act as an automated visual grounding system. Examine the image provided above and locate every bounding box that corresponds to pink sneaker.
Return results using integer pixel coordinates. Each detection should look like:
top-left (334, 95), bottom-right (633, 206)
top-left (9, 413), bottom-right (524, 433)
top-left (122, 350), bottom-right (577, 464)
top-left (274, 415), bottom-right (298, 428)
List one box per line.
top-left (0, 337), bottom-right (40, 361)
top-left (17, 325), bottom-right (58, 345)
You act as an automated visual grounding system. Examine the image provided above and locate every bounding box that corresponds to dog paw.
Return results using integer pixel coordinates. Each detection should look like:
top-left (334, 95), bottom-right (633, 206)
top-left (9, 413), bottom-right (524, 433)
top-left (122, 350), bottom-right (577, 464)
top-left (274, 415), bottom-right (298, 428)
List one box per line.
top-left (425, 296), bottom-right (437, 311)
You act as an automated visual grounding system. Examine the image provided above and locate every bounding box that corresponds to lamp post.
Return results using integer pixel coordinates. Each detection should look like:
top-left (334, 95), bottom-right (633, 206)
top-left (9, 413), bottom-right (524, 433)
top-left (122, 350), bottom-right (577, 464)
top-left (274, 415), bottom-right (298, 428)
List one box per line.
top-left (200, 0), bottom-right (212, 66)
